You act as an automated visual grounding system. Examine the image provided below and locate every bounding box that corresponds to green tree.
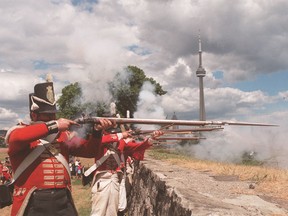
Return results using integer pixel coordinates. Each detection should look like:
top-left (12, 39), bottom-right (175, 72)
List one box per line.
top-left (57, 66), bottom-right (166, 119)
top-left (57, 82), bottom-right (83, 119)
top-left (83, 101), bottom-right (109, 117)
top-left (57, 82), bottom-right (109, 119)
top-left (108, 65), bottom-right (167, 118)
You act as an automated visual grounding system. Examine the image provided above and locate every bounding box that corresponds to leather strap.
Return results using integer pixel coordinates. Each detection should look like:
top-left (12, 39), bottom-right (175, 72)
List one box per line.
top-left (84, 148), bottom-right (125, 177)
top-left (39, 137), bottom-right (71, 179)
top-left (10, 133), bottom-right (59, 185)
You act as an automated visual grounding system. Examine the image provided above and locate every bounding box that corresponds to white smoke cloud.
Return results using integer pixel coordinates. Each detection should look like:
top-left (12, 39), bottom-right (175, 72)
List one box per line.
top-left (174, 110), bottom-right (288, 169)
top-left (134, 82), bottom-right (166, 130)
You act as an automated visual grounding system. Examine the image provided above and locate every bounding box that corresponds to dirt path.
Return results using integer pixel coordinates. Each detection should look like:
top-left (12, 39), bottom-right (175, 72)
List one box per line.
top-left (144, 153), bottom-right (288, 216)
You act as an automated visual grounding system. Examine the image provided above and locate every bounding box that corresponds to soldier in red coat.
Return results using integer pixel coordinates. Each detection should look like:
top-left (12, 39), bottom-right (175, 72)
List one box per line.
top-left (5, 80), bottom-right (114, 216)
top-left (1, 164), bottom-right (12, 184)
top-left (85, 127), bottom-right (163, 216)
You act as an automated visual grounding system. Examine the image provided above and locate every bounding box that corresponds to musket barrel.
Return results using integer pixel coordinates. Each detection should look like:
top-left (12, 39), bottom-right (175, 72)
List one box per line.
top-left (74, 117), bottom-right (278, 127)
top-left (133, 127), bottom-right (224, 135)
top-left (155, 137), bottom-right (206, 140)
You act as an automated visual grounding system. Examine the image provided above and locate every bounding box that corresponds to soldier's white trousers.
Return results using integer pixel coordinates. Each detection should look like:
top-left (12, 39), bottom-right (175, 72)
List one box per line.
top-left (90, 172), bottom-right (120, 216)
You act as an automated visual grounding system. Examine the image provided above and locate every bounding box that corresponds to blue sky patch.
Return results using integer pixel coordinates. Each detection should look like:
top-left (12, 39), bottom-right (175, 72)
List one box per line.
top-left (212, 70), bottom-right (224, 79)
top-left (230, 71), bottom-right (288, 96)
top-left (33, 60), bottom-right (62, 70)
top-left (71, 0), bottom-right (98, 6)
top-left (127, 45), bottom-right (151, 56)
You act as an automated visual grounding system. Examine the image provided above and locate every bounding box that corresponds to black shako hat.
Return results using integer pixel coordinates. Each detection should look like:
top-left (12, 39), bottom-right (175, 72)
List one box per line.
top-left (29, 82), bottom-right (58, 113)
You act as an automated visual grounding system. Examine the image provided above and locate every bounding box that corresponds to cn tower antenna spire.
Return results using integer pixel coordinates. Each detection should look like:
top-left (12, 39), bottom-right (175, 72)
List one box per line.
top-left (196, 32), bottom-right (206, 121)
top-left (198, 33), bottom-right (202, 66)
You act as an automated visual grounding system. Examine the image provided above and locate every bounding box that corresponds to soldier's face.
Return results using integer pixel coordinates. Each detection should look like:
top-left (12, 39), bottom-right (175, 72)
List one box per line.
top-left (36, 113), bottom-right (56, 122)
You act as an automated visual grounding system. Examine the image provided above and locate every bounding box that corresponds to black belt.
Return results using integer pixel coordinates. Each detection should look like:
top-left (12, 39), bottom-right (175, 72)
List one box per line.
top-left (35, 188), bottom-right (66, 192)
top-left (25, 188), bottom-right (78, 216)
top-left (33, 188), bottom-right (67, 196)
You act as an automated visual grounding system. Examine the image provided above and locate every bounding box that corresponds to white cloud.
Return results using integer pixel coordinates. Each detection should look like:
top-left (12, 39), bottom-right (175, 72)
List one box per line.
top-left (0, 0), bottom-right (287, 165)
top-left (0, 107), bottom-right (18, 120)
top-left (0, 72), bottom-right (39, 101)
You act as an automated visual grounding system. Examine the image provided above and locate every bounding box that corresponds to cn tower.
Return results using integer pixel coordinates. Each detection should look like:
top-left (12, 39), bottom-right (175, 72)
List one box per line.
top-left (196, 35), bottom-right (206, 121)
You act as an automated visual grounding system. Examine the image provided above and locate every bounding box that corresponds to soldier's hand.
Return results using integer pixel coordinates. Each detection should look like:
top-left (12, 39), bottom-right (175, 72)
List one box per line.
top-left (151, 130), bottom-right (164, 139)
top-left (122, 130), bottom-right (132, 139)
top-left (56, 118), bottom-right (79, 131)
top-left (93, 118), bottom-right (115, 131)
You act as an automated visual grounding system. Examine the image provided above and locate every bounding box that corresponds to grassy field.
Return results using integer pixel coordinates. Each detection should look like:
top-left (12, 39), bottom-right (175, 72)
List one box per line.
top-left (71, 178), bottom-right (92, 216)
top-left (71, 157), bottom-right (94, 216)
top-left (0, 148), bottom-right (8, 160)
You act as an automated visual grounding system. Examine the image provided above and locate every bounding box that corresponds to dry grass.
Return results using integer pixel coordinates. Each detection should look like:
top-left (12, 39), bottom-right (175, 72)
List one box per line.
top-left (0, 148), bottom-right (8, 155)
top-left (148, 148), bottom-right (288, 201)
top-left (72, 178), bottom-right (92, 216)
top-left (71, 157), bottom-right (95, 216)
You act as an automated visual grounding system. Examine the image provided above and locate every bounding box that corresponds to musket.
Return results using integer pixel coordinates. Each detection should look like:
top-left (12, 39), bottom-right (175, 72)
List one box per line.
top-left (74, 117), bottom-right (278, 127)
top-left (154, 137), bottom-right (206, 141)
top-left (131, 127), bottom-right (224, 135)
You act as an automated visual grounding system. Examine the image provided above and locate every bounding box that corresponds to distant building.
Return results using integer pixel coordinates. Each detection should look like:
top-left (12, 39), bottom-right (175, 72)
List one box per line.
top-left (0, 130), bottom-right (7, 147)
top-left (171, 112), bottom-right (179, 129)
top-left (0, 130), bottom-right (7, 137)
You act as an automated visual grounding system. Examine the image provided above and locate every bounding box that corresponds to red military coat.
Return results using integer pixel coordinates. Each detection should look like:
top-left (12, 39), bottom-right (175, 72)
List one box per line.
top-left (93, 133), bottom-right (152, 172)
top-left (6, 123), bottom-right (101, 216)
top-left (1, 165), bottom-right (11, 182)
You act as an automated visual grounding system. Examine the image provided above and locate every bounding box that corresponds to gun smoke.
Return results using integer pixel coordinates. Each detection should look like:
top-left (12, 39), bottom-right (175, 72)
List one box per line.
top-left (134, 82), bottom-right (288, 169)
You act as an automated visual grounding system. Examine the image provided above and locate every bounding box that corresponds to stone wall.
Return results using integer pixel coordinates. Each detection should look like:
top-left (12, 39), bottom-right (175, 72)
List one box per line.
top-left (127, 161), bottom-right (192, 216)
top-left (125, 155), bottom-right (288, 216)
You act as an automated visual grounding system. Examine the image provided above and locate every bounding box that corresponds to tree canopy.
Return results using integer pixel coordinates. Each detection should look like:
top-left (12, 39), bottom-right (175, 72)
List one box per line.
top-left (57, 66), bottom-right (167, 118)
top-left (57, 82), bottom-right (82, 119)
top-left (108, 66), bottom-right (167, 118)
top-left (57, 82), bottom-right (108, 119)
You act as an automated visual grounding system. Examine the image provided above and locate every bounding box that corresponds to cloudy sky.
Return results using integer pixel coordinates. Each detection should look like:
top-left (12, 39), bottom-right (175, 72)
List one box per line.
top-left (1, 0), bottom-right (288, 167)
